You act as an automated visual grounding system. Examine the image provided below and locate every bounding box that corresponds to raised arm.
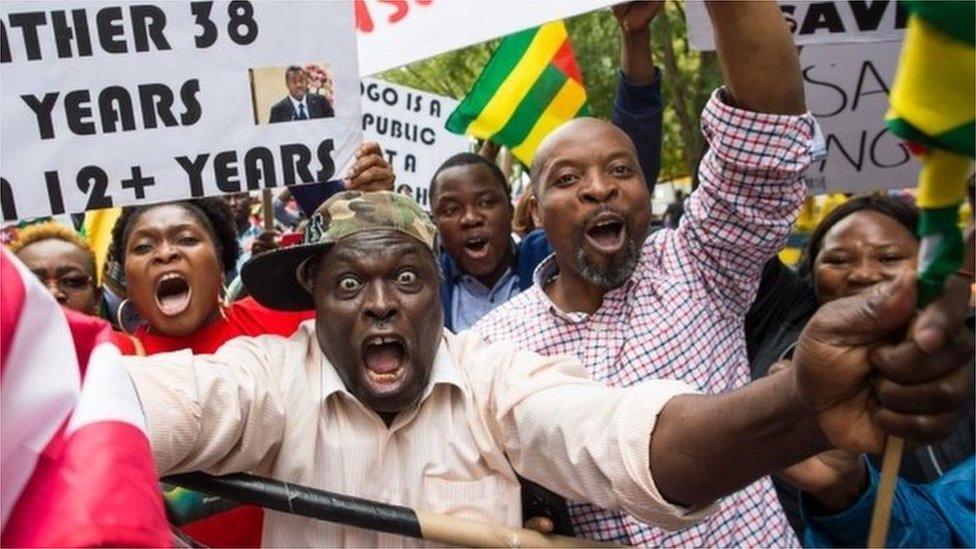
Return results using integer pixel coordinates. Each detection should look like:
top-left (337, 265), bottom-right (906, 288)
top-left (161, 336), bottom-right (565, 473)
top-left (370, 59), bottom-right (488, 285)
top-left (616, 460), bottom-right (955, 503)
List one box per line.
top-left (706, 0), bottom-right (804, 115)
top-left (124, 337), bottom-right (290, 476)
top-left (663, 0), bottom-right (818, 313)
top-left (611, 1), bottom-right (664, 189)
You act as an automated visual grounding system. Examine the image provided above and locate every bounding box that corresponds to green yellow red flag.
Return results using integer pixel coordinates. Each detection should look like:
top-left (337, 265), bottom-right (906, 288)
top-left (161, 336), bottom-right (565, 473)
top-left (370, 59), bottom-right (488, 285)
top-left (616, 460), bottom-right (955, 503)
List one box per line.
top-left (884, 1), bottom-right (974, 304)
top-left (445, 20), bottom-right (589, 165)
top-left (872, 6), bottom-right (974, 543)
top-left (80, 207), bottom-right (121, 284)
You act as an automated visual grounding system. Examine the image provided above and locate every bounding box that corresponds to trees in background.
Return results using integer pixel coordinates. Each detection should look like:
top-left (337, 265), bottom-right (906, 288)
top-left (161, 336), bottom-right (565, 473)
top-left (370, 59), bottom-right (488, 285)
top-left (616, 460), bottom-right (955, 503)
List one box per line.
top-left (380, 1), bottom-right (722, 182)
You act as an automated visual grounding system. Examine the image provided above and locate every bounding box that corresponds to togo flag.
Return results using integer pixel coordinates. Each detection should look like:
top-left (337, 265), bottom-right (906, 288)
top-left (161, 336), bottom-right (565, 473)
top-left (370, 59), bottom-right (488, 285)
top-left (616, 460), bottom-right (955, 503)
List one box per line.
top-left (0, 249), bottom-right (169, 546)
top-left (885, 1), bottom-right (974, 158)
top-left (446, 20), bottom-right (589, 165)
top-left (886, 0), bottom-right (976, 304)
top-left (884, 0), bottom-right (975, 303)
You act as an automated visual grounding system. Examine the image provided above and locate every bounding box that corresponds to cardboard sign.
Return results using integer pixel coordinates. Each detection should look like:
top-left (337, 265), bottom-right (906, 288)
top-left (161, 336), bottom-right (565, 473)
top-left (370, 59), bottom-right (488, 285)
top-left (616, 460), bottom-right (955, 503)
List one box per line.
top-left (360, 77), bottom-right (468, 211)
top-left (685, 0), bottom-right (905, 51)
top-left (356, 0), bottom-right (615, 75)
top-left (800, 42), bottom-right (917, 194)
top-left (1, 1), bottom-right (362, 221)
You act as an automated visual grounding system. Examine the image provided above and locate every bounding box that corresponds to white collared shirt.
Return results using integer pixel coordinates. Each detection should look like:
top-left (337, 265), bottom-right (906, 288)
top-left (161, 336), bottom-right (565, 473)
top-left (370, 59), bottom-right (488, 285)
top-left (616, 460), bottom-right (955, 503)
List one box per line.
top-left (288, 95), bottom-right (308, 118)
top-left (126, 322), bottom-right (706, 547)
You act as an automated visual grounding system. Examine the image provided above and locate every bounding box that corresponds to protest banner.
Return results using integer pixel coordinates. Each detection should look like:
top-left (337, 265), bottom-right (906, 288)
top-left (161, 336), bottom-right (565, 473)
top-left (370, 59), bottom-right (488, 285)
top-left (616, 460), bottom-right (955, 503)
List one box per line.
top-left (800, 42), bottom-right (918, 194)
top-left (685, 0), bottom-right (906, 51)
top-left (356, 0), bottom-right (615, 75)
top-left (685, 1), bottom-right (915, 193)
top-left (360, 78), bottom-right (468, 211)
top-left (1, 1), bottom-right (361, 222)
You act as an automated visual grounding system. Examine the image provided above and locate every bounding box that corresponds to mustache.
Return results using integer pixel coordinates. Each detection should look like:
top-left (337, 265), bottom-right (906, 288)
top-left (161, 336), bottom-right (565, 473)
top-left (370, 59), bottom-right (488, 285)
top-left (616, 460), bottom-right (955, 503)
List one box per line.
top-left (580, 204), bottom-right (629, 228)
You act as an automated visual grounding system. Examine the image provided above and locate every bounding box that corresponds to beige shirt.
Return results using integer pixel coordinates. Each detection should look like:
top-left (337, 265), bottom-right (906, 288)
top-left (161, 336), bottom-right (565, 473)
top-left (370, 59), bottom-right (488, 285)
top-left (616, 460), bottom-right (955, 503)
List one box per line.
top-left (126, 322), bottom-right (709, 547)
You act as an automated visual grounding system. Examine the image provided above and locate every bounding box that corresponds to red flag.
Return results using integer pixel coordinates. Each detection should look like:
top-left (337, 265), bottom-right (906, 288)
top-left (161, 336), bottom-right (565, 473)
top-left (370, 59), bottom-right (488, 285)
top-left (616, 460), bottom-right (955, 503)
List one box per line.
top-left (1, 249), bottom-right (170, 547)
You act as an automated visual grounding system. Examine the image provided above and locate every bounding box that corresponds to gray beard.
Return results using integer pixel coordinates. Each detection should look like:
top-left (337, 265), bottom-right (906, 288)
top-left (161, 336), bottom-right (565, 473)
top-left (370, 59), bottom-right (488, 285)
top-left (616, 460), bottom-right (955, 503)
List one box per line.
top-left (575, 237), bottom-right (639, 290)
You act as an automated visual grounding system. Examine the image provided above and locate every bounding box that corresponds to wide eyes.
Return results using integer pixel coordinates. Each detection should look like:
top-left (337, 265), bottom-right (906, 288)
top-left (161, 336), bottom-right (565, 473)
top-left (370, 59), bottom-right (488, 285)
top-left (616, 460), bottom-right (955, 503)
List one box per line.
top-left (396, 270), bottom-right (418, 285)
top-left (338, 276), bottom-right (363, 292)
top-left (335, 270), bottom-right (419, 293)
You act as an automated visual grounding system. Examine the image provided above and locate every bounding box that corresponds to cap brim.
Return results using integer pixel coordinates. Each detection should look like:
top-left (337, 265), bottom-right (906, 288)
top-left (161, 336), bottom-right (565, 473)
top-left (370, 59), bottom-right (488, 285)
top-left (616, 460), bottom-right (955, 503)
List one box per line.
top-left (240, 243), bottom-right (331, 311)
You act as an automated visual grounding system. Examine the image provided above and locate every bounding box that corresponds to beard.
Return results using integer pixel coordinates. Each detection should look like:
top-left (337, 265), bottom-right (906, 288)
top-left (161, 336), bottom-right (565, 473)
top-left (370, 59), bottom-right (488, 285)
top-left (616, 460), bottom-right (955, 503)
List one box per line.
top-left (574, 234), bottom-right (639, 290)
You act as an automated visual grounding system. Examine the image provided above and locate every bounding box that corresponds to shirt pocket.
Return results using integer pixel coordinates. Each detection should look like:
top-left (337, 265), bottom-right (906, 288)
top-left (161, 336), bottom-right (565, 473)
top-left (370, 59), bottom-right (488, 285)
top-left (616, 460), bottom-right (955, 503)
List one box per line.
top-left (421, 474), bottom-right (519, 526)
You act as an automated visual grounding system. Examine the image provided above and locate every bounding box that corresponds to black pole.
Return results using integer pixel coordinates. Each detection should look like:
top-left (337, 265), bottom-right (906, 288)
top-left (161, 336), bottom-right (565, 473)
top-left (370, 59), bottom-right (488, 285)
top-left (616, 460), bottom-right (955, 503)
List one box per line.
top-left (163, 472), bottom-right (423, 540)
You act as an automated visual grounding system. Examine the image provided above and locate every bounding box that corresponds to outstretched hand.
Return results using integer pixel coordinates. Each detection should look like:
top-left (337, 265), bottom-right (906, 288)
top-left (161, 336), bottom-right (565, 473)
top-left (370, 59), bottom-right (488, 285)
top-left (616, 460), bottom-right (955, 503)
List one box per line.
top-left (793, 271), bottom-right (974, 455)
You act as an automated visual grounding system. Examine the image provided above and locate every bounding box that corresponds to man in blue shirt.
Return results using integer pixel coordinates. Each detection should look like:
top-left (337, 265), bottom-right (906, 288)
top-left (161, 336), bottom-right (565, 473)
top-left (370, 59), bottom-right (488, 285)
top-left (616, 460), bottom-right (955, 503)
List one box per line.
top-left (432, 1), bottom-right (665, 332)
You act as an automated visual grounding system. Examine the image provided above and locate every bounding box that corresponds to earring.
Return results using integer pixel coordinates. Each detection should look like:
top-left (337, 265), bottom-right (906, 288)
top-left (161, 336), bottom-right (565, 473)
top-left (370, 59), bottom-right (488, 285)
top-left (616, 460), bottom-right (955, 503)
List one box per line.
top-left (218, 284), bottom-right (230, 321)
top-left (117, 298), bottom-right (133, 335)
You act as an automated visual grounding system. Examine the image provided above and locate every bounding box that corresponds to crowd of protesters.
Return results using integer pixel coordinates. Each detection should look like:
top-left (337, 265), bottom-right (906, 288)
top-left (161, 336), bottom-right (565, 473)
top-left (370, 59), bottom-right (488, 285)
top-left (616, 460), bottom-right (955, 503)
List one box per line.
top-left (2, 1), bottom-right (974, 547)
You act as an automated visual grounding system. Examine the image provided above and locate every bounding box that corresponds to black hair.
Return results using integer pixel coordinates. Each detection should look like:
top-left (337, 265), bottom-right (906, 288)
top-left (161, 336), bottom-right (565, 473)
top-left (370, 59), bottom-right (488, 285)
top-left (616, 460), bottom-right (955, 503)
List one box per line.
top-left (110, 197), bottom-right (240, 273)
top-left (285, 65), bottom-right (303, 83)
top-left (429, 152), bottom-right (510, 204)
top-left (798, 194), bottom-right (919, 280)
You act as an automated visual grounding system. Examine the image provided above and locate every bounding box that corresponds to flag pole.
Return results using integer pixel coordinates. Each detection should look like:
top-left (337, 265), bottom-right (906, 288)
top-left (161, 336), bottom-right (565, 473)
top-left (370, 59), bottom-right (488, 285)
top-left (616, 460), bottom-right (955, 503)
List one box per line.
top-left (866, 436), bottom-right (904, 547)
top-left (164, 472), bottom-right (619, 548)
top-left (261, 189), bottom-right (275, 232)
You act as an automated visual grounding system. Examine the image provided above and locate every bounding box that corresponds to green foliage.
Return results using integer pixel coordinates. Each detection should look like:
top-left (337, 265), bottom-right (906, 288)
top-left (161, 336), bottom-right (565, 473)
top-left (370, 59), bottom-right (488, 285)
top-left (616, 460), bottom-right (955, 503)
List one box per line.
top-left (378, 2), bottom-right (723, 181)
top-left (379, 40), bottom-right (496, 99)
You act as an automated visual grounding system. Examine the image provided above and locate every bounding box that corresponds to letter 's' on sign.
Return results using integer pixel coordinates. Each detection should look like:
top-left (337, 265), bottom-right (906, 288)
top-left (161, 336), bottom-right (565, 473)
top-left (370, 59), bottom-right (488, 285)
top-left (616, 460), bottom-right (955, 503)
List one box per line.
top-left (1, 2), bottom-right (363, 221)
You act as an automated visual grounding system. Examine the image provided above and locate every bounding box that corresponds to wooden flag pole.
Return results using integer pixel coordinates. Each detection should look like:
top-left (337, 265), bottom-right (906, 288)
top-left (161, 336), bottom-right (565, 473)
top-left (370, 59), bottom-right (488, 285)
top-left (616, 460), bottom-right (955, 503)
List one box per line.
top-left (165, 472), bottom-right (620, 548)
top-left (261, 189), bottom-right (274, 232)
top-left (866, 436), bottom-right (904, 547)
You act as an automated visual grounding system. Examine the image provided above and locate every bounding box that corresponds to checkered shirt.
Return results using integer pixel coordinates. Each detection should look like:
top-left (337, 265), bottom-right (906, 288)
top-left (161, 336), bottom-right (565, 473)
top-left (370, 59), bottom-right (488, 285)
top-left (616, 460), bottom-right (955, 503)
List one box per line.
top-left (475, 89), bottom-right (823, 547)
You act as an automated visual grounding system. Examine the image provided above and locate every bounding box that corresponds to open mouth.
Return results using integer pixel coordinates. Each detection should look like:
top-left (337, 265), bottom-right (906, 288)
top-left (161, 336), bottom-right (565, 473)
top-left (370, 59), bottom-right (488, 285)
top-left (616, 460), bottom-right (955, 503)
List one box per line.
top-left (154, 272), bottom-right (192, 317)
top-left (462, 235), bottom-right (490, 260)
top-left (583, 214), bottom-right (626, 254)
top-left (361, 335), bottom-right (408, 389)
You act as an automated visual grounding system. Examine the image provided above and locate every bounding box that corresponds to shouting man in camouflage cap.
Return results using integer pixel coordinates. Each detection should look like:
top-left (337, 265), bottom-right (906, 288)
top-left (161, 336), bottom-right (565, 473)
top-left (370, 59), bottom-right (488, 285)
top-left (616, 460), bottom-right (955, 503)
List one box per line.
top-left (119, 191), bottom-right (973, 547)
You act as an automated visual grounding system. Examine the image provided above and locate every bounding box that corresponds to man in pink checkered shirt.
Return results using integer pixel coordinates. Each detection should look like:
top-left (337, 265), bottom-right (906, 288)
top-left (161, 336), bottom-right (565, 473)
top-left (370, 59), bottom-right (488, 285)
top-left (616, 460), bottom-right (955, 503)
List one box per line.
top-left (475, 1), bottom-right (825, 546)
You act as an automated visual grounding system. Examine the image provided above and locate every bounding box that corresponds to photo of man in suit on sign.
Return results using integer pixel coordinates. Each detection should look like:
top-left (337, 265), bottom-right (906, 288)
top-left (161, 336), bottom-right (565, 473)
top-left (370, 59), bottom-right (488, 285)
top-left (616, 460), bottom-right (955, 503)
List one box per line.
top-left (269, 65), bottom-right (334, 123)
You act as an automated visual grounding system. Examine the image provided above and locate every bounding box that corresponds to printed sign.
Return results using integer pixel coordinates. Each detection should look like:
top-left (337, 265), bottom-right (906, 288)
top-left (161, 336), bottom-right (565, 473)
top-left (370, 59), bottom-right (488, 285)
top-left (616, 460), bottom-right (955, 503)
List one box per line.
top-left (800, 41), bottom-right (918, 194)
top-left (356, 0), bottom-right (615, 75)
top-left (685, 0), bottom-right (905, 51)
top-left (1, 1), bottom-right (362, 221)
top-left (684, 1), bottom-right (916, 193)
top-left (360, 77), bottom-right (468, 210)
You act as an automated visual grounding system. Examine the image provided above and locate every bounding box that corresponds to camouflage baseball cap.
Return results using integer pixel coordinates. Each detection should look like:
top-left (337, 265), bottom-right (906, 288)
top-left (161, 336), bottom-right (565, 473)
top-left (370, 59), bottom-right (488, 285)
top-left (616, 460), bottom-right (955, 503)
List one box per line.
top-left (242, 191), bottom-right (437, 311)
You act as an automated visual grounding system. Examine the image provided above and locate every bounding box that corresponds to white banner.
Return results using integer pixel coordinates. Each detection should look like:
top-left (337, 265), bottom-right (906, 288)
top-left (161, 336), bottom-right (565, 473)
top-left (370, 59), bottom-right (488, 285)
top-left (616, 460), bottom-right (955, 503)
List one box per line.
top-left (361, 78), bottom-right (468, 211)
top-left (1, 1), bottom-right (362, 221)
top-left (686, 0), bottom-right (905, 51)
top-left (357, 0), bottom-right (615, 75)
top-left (801, 41), bottom-right (917, 194)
